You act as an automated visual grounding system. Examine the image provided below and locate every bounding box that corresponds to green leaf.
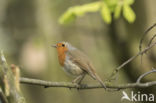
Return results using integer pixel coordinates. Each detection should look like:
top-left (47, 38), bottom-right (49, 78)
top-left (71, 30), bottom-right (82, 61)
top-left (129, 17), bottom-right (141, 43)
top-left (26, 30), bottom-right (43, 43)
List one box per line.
top-left (59, 9), bottom-right (76, 24)
top-left (74, 2), bottom-right (101, 16)
top-left (114, 3), bottom-right (122, 19)
top-left (104, 0), bottom-right (118, 12)
top-left (124, 0), bottom-right (134, 5)
top-left (59, 2), bottom-right (101, 24)
top-left (123, 4), bottom-right (136, 23)
top-left (101, 3), bottom-right (112, 24)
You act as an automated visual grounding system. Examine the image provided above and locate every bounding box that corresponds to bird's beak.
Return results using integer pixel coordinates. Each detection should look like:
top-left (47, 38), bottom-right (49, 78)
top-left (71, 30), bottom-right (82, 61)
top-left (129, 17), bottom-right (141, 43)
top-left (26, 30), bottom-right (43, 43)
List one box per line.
top-left (51, 44), bottom-right (57, 48)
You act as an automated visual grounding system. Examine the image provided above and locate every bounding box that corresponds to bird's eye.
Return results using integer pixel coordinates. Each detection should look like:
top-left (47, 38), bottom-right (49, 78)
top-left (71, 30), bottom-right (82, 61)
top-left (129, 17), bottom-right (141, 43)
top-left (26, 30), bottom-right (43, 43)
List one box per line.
top-left (62, 44), bottom-right (65, 47)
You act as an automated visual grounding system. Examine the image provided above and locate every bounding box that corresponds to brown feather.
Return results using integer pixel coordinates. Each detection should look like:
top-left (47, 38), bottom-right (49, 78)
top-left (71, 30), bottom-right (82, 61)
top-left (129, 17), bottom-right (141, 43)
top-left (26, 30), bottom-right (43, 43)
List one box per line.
top-left (67, 48), bottom-right (106, 89)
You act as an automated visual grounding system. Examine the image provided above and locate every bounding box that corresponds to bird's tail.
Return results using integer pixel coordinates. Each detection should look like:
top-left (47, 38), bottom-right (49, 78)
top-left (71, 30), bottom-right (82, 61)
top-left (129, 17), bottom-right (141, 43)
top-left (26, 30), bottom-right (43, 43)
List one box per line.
top-left (94, 73), bottom-right (106, 89)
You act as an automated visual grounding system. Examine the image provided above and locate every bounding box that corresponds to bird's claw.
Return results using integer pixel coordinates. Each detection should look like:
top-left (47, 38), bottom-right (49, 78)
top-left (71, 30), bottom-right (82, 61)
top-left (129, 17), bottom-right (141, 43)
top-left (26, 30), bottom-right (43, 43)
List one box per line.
top-left (77, 84), bottom-right (87, 90)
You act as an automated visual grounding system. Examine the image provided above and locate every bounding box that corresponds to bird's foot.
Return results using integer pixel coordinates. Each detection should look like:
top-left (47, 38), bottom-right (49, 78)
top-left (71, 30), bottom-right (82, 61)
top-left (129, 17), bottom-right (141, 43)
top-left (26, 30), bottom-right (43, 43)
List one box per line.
top-left (76, 84), bottom-right (87, 90)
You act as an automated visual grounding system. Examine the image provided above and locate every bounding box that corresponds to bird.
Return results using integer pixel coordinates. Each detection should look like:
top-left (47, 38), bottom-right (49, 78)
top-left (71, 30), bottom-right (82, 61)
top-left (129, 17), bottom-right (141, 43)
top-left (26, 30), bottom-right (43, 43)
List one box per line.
top-left (52, 41), bottom-right (106, 89)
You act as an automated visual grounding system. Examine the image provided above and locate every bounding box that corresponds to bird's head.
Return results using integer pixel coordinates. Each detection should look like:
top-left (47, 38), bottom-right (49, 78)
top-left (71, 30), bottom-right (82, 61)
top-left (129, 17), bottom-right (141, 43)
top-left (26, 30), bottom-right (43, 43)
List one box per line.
top-left (52, 41), bottom-right (69, 54)
top-left (52, 42), bottom-right (70, 66)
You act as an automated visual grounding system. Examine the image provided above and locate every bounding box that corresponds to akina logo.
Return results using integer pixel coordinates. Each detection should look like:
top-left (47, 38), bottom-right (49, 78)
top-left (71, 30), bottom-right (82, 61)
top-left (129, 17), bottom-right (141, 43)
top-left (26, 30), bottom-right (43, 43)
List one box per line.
top-left (121, 91), bottom-right (155, 102)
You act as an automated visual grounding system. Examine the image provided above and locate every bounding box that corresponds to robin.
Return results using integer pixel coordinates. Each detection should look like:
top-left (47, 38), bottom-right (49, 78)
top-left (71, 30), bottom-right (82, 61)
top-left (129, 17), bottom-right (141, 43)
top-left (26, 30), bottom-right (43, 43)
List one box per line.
top-left (52, 41), bottom-right (106, 89)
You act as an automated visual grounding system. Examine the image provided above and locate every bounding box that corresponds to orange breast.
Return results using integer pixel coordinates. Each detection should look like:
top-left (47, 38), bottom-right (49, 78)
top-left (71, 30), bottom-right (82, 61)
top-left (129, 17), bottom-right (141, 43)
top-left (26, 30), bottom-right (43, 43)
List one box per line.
top-left (57, 47), bottom-right (67, 66)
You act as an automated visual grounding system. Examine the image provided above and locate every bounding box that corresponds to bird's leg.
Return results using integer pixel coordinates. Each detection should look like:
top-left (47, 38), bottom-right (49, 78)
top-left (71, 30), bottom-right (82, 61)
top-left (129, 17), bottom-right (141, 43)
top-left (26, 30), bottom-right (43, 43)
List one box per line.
top-left (72, 74), bottom-right (85, 84)
top-left (72, 75), bottom-right (82, 84)
top-left (77, 74), bottom-right (85, 84)
top-left (72, 74), bottom-right (86, 90)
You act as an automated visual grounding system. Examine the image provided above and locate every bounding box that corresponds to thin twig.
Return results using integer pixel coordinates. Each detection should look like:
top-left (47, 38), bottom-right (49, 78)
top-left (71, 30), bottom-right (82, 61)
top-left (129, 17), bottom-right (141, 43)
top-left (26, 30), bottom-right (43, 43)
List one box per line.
top-left (148, 34), bottom-right (156, 47)
top-left (136, 68), bottom-right (156, 83)
top-left (20, 77), bottom-right (156, 90)
top-left (139, 24), bottom-right (156, 69)
top-left (139, 23), bottom-right (156, 52)
top-left (141, 34), bottom-right (156, 64)
top-left (109, 42), bottom-right (156, 80)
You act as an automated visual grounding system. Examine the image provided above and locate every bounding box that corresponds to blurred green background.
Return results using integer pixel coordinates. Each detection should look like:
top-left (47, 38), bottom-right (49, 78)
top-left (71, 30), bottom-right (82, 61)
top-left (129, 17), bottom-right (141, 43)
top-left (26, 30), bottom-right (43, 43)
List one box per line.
top-left (0, 0), bottom-right (156, 103)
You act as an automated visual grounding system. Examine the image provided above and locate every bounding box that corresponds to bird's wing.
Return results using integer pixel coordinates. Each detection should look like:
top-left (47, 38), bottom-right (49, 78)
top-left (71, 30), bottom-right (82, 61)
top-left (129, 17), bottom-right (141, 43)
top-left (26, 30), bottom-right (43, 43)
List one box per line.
top-left (67, 49), bottom-right (106, 89)
top-left (66, 49), bottom-right (97, 79)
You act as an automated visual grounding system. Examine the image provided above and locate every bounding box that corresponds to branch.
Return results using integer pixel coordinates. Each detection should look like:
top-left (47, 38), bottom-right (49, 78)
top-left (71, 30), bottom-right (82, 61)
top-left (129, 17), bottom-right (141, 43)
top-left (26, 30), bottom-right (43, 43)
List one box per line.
top-left (0, 51), bottom-right (155, 91)
top-left (109, 42), bottom-right (156, 80)
top-left (148, 34), bottom-right (156, 47)
top-left (139, 23), bottom-right (156, 52)
top-left (0, 51), bottom-right (26, 103)
top-left (136, 68), bottom-right (156, 83)
top-left (139, 23), bottom-right (156, 65)
top-left (20, 77), bottom-right (156, 90)
top-left (0, 87), bottom-right (8, 103)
